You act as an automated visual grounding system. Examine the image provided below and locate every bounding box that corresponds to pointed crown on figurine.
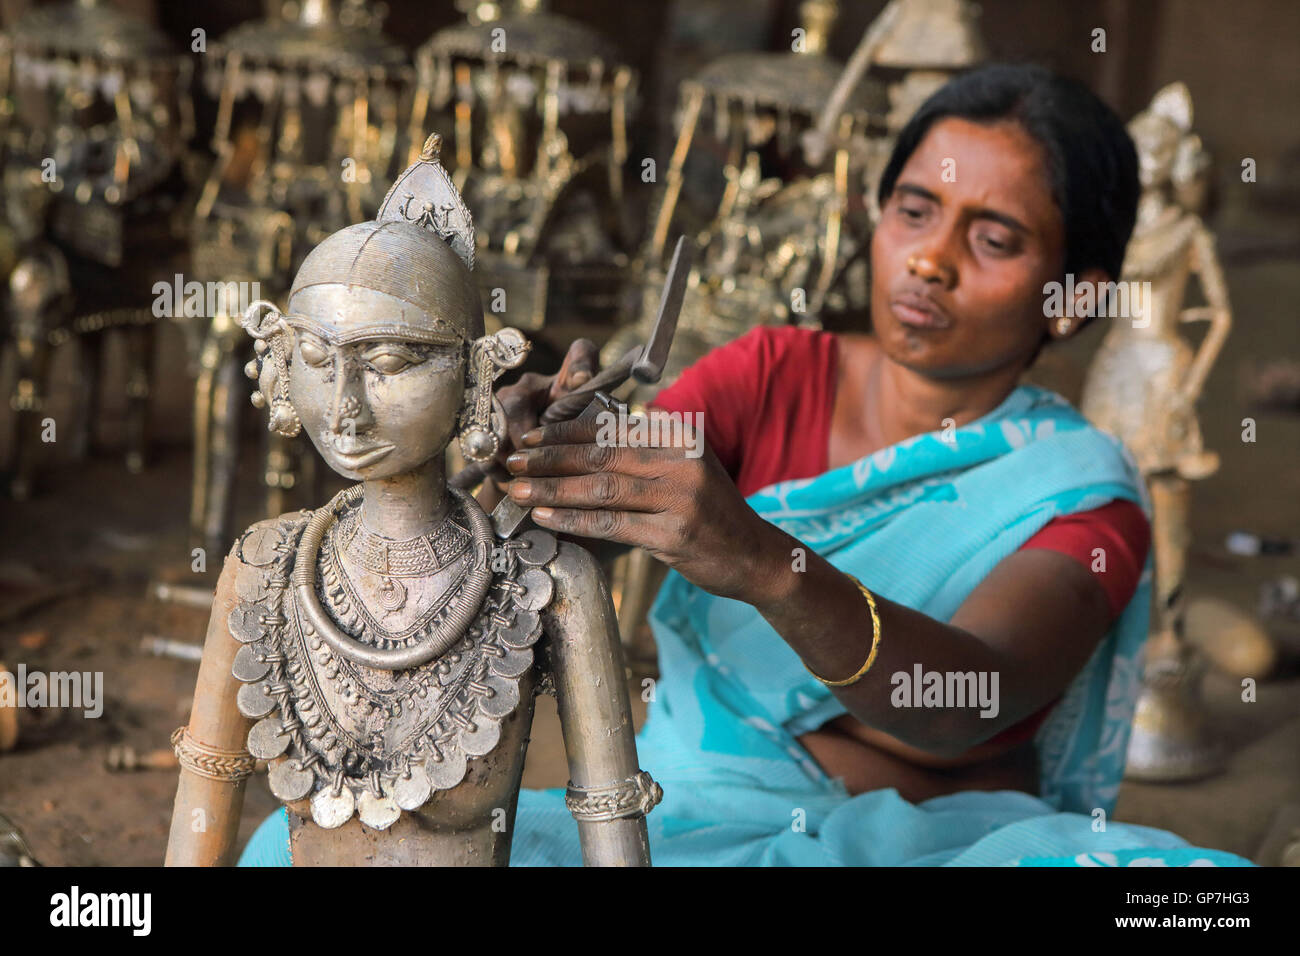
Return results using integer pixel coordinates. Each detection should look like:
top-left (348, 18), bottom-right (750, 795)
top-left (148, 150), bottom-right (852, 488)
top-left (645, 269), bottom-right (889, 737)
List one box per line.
top-left (241, 133), bottom-right (529, 461)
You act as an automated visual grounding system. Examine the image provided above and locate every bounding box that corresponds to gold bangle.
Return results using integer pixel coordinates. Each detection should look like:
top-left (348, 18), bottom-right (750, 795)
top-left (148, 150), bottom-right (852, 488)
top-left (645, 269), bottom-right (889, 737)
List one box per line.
top-left (805, 573), bottom-right (882, 687)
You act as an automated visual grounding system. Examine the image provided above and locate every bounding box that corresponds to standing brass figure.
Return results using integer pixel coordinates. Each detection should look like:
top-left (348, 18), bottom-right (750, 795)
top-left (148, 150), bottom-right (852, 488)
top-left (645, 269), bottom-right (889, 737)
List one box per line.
top-left (0, 169), bottom-right (70, 500)
top-left (1080, 83), bottom-right (1233, 782)
top-left (166, 135), bottom-right (659, 866)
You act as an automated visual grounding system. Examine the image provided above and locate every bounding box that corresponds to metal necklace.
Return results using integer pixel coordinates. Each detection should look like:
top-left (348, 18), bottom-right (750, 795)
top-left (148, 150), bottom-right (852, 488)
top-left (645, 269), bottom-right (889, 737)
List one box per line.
top-left (226, 491), bottom-right (559, 831)
top-left (295, 485), bottom-right (495, 671)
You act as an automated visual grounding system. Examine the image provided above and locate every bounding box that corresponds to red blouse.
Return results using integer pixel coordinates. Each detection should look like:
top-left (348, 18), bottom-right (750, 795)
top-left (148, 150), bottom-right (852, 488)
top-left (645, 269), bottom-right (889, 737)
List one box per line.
top-left (650, 326), bottom-right (1151, 750)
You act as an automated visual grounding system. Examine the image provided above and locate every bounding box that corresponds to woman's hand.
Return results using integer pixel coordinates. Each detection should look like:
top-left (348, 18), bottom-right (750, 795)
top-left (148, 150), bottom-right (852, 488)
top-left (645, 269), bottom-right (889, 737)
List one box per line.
top-left (488, 338), bottom-right (600, 491)
top-left (503, 410), bottom-right (791, 604)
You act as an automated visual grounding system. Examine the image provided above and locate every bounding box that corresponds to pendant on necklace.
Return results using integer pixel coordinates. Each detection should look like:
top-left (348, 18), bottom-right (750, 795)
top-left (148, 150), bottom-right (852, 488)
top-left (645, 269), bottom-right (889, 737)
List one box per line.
top-left (377, 542), bottom-right (407, 612)
top-left (378, 576), bottom-right (407, 612)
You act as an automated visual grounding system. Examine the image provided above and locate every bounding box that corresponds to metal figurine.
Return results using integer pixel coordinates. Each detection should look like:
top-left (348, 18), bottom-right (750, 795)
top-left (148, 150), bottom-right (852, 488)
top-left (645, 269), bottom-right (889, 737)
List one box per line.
top-left (166, 134), bottom-right (660, 866)
top-left (188, 0), bottom-right (410, 557)
top-left (1080, 83), bottom-right (1237, 782)
top-left (412, 0), bottom-right (637, 332)
top-left (1, 0), bottom-right (192, 267)
top-left (604, 0), bottom-right (888, 393)
top-left (0, 168), bottom-right (71, 500)
top-left (802, 0), bottom-right (985, 225)
top-left (1, 0), bottom-right (192, 481)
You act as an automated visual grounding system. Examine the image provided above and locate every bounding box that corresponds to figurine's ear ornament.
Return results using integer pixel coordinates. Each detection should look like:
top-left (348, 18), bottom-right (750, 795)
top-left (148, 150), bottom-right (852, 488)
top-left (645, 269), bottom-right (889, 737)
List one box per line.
top-left (378, 133), bottom-right (476, 271)
top-left (243, 300), bottom-right (301, 438)
top-left (458, 326), bottom-right (530, 462)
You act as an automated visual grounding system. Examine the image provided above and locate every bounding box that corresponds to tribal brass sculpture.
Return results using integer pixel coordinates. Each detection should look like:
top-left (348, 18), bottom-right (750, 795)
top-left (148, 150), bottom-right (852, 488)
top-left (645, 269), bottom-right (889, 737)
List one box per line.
top-left (412, 0), bottom-right (636, 332)
top-left (1, 0), bottom-right (191, 483)
top-left (166, 134), bottom-right (659, 866)
top-left (1081, 82), bottom-right (1236, 782)
top-left (188, 0), bottom-right (409, 556)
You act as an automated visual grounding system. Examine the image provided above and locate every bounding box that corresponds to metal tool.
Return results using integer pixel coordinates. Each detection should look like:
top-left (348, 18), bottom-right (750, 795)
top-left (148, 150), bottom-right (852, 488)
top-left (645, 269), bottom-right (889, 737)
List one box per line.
top-left (541, 235), bottom-right (693, 423)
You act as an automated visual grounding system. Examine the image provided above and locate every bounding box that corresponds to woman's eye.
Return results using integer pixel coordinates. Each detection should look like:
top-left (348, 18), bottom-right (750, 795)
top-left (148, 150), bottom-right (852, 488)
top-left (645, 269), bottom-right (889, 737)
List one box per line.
top-left (975, 231), bottom-right (1016, 254)
top-left (898, 204), bottom-right (927, 222)
top-left (299, 340), bottom-right (329, 366)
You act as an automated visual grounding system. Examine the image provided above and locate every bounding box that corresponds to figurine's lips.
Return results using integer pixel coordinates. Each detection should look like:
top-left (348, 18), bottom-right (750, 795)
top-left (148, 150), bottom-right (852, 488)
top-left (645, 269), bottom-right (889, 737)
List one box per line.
top-left (328, 442), bottom-right (395, 469)
top-left (891, 293), bottom-right (952, 330)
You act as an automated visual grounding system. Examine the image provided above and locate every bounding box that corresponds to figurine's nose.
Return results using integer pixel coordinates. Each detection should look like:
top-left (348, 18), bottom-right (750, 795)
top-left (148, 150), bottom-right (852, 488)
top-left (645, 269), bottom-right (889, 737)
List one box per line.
top-left (328, 353), bottom-right (374, 435)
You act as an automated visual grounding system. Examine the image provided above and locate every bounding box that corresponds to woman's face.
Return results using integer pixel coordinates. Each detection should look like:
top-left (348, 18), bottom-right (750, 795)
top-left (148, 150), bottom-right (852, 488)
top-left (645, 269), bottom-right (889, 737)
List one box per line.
top-left (870, 117), bottom-right (1068, 380)
top-left (288, 330), bottom-right (464, 481)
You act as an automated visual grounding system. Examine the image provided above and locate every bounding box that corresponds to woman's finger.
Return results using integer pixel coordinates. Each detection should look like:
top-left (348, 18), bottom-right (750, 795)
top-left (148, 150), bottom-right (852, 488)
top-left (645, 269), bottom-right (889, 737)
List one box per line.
top-left (552, 338), bottom-right (600, 397)
top-left (506, 472), bottom-right (664, 513)
top-left (530, 506), bottom-right (669, 550)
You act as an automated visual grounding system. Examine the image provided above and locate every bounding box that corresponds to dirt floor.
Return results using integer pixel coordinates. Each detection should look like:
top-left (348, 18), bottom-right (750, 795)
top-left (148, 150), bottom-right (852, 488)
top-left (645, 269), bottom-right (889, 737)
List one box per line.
top-left (0, 244), bottom-right (1296, 866)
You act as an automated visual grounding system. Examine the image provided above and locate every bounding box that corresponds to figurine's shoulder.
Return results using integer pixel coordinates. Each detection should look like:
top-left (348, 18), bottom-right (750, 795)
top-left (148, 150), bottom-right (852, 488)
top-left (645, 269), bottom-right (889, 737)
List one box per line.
top-left (227, 511), bottom-right (312, 571)
top-left (543, 538), bottom-right (602, 588)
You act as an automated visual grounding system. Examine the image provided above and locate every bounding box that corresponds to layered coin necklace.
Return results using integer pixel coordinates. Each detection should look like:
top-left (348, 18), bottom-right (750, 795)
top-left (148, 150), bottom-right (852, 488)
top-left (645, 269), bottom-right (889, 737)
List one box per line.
top-left (227, 485), bottom-right (558, 831)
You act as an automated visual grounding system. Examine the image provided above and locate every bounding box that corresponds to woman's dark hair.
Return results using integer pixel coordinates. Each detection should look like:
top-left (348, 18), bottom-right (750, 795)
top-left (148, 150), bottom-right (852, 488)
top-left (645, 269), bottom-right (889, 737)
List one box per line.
top-left (878, 63), bottom-right (1139, 283)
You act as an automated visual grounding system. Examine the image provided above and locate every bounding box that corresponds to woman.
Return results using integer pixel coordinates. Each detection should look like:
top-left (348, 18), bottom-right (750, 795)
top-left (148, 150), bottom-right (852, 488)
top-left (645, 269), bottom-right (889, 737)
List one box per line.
top-left (497, 64), bottom-right (1252, 866)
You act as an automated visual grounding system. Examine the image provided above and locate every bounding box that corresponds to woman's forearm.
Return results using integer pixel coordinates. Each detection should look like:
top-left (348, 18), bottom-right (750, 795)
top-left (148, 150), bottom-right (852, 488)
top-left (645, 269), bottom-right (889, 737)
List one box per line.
top-left (743, 528), bottom-right (1031, 758)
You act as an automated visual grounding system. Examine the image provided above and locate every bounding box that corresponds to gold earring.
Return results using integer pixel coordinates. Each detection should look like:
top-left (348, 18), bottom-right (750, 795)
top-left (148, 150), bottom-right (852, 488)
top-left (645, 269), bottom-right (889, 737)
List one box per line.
top-left (1055, 316), bottom-right (1073, 336)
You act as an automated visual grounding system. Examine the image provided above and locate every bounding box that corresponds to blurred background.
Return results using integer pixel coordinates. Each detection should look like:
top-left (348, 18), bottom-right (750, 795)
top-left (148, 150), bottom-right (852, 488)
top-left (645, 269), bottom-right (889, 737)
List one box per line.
top-left (0, 0), bottom-right (1296, 866)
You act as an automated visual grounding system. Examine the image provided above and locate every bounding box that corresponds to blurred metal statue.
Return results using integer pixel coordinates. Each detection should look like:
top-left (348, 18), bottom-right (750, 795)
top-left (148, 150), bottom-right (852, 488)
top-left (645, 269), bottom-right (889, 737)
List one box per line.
top-left (0, 0), bottom-right (191, 486)
top-left (604, 0), bottom-right (888, 394)
top-left (166, 134), bottom-right (659, 866)
top-left (800, 0), bottom-right (985, 224)
top-left (188, 0), bottom-right (409, 557)
top-left (412, 0), bottom-right (637, 332)
top-left (0, 168), bottom-right (71, 500)
top-left (1081, 82), bottom-right (1238, 782)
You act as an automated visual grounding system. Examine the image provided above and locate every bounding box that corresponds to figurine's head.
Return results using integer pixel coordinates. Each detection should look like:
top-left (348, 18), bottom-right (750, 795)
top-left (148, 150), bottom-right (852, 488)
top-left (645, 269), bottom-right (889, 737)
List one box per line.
top-left (1128, 82), bottom-right (1193, 192)
top-left (242, 134), bottom-right (529, 481)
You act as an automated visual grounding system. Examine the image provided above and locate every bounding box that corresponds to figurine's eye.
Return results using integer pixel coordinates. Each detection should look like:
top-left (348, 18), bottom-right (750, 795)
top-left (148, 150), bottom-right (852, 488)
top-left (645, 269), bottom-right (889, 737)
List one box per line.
top-left (299, 336), bottom-right (330, 367)
top-left (362, 345), bottom-right (424, 375)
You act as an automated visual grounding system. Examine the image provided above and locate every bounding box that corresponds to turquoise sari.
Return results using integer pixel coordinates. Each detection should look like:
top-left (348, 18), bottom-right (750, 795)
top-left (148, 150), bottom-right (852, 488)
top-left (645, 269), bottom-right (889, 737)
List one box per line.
top-left (241, 385), bottom-right (1252, 867)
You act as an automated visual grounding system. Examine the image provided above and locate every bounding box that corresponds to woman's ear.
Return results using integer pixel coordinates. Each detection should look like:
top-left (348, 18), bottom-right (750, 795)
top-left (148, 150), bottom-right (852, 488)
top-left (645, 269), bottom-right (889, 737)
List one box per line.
top-left (1045, 267), bottom-right (1111, 339)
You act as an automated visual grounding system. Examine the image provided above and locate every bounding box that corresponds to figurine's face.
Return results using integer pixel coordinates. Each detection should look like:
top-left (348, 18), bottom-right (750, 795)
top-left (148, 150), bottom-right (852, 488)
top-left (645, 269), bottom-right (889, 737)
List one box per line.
top-left (288, 330), bottom-right (465, 481)
top-left (1129, 112), bottom-right (1178, 190)
top-left (870, 117), bottom-right (1071, 380)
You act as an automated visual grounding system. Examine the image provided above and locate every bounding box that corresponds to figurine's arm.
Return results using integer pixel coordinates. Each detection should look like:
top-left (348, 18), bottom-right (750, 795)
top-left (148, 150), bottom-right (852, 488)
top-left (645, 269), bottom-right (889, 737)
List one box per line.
top-left (164, 553), bottom-right (257, 866)
top-left (1178, 223), bottom-right (1232, 404)
top-left (543, 541), bottom-right (660, 867)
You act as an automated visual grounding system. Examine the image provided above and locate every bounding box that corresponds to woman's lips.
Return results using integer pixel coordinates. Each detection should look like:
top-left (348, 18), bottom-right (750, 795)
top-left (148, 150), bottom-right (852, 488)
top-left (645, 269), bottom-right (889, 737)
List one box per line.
top-left (890, 294), bottom-right (952, 330)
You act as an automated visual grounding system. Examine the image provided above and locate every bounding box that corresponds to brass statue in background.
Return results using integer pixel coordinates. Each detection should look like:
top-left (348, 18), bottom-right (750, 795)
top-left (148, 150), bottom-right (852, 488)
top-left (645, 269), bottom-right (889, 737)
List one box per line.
top-left (412, 0), bottom-right (636, 333)
top-left (604, 0), bottom-right (887, 395)
top-left (1081, 82), bottom-right (1236, 782)
top-left (188, 0), bottom-right (408, 556)
top-left (166, 134), bottom-right (659, 866)
top-left (0, 0), bottom-right (191, 489)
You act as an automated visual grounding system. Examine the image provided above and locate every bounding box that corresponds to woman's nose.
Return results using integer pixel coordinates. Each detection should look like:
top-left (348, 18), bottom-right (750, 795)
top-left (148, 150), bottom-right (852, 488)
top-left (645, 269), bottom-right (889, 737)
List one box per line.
top-left (329, 355), bottom-right (374, 434)
top-left (906, 251), bottom-right (957, 290)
